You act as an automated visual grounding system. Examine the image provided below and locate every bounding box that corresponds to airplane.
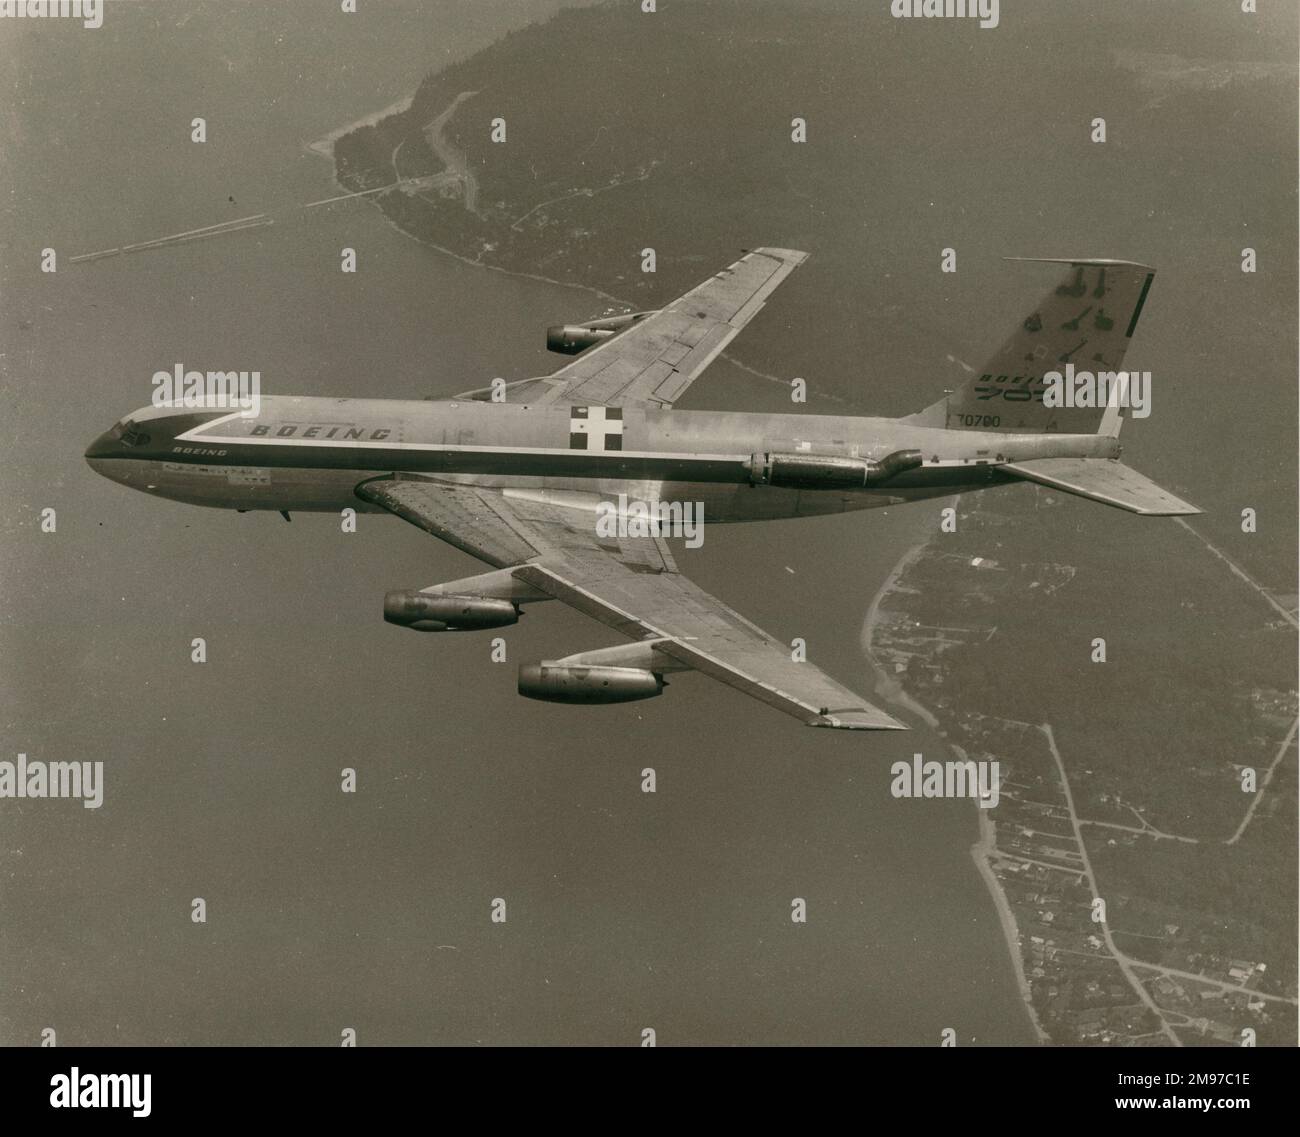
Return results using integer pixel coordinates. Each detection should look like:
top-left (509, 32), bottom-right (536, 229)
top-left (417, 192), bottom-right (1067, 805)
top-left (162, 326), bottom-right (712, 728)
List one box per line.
top-left (85, 249), bottom-right (1199, 731)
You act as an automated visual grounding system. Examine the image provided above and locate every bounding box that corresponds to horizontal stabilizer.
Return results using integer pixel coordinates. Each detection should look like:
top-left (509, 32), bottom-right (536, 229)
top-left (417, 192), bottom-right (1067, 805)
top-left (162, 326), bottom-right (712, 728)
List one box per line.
top-left (1002, 457), bottom-right (1200, 516)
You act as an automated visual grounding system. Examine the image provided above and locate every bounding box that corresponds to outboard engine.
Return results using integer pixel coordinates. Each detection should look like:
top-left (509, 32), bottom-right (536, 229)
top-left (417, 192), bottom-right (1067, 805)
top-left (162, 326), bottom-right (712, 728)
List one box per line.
top-left (383, 591), bottom-right (520, 632)
top-left (518, 662), bottom-right (665, 704)
top-left (545, 310), bottom-right (659, 354)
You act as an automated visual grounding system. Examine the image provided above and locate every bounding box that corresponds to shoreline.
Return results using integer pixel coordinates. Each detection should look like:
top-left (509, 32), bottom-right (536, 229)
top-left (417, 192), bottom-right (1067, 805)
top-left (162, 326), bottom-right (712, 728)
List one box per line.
top-left (307, 93), bottom-right (846, 401)
top-left (861, 536), bottom-right (939, 729)
top-left (368, 202), bottom-right (632, 309)
top-left (309, 94), bottom-right (632, 310)
top-left (972, 805), bottom-right (1053, 1043)
top-left (306, 94), bottom-right (415, 160)
top-left (860, 509), bottom-right (1050, 1045)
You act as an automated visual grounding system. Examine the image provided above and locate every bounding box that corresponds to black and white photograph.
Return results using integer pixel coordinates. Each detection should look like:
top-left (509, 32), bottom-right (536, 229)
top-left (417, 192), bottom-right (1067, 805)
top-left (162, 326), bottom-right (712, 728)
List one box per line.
top-left (1, 0), bottom-right (1296, 1111)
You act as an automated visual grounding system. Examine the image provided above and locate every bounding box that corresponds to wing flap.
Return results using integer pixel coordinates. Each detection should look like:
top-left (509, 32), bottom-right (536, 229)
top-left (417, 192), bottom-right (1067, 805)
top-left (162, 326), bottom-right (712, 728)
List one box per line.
top-left (356, 478), bottom-right (541, 567)
top-left (1002, 457), bottom-right (1201, 515)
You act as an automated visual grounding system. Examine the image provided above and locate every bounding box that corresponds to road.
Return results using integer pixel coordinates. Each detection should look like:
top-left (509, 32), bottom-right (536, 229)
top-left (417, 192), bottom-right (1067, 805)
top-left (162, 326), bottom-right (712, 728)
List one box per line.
top-left (422, 90), bottom-right (481, 216)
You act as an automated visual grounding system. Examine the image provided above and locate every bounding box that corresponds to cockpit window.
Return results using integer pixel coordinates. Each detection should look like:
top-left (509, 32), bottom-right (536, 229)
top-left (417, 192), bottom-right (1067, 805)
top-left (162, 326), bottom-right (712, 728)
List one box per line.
top-left (110, 419), bottom-right (150, 447)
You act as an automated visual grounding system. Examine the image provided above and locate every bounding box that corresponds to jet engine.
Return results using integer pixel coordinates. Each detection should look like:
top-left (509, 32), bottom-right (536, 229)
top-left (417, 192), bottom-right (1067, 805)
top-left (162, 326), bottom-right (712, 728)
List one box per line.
top-left (744, 449), bottom-right (924, 490)
top-left (518, 662), bottom-right (665, 704)
top-left (545, 310), bottom-right (658, 354)
top-left (383, 591), bottom-right (519, 632)
top-left (546, 325), bottom-right (614, 355)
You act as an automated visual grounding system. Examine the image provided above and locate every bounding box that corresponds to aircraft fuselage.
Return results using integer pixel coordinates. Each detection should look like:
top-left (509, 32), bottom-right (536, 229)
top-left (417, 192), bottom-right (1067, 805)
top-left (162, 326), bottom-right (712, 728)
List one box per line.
top-left (85, 395), bottom-right (1120, 522)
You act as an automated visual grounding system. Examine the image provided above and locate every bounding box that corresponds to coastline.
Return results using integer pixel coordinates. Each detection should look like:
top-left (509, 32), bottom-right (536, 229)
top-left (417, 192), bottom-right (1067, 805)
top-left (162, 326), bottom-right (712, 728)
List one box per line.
top-left (304, 96), bottom-right (808, 389)
top-left (861, 536), bottom-right (938, 729)
top-left (306, 96), bottom-right (632, 310)
top-left (305, 94), bottom-right (415, 159)
top-left (972, 803), bottom-right (1053, 1043)
top-left (861, 509), bottom-right (1050, 1045)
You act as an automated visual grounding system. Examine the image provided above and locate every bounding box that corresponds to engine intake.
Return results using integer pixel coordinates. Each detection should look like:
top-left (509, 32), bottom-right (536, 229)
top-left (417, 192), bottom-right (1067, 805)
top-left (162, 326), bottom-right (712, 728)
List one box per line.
top-left (383, 591), bottom-right (519, 632)
top-left (518, 662), bottom-right (665, 704)
top-left (745, 449), bottom-right (923, 489)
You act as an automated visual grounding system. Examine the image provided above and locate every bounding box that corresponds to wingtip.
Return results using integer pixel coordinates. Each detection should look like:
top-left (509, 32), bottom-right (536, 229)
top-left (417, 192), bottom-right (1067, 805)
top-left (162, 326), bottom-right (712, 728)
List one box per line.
top-left (1002, 256), bottom-right (1156, 272)
top-left (809, 710), bottom-right (909, 731)
top-left (752, 246), bottom-right (810, 266)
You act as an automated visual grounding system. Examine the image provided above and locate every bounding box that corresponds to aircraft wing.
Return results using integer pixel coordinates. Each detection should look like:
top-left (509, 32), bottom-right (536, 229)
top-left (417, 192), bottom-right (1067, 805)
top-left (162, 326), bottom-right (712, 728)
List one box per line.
top-left (457, 247), bottom-right (808, 409)
top-left (357, 476), bottom-right (905, 731)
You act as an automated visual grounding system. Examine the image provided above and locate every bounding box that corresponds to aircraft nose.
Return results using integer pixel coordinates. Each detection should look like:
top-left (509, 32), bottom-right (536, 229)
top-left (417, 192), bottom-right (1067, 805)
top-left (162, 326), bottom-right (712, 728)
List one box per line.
top-left (84, 429), bottom-right (134, 486)
top-left (84, 429), bottom-right (119, 462)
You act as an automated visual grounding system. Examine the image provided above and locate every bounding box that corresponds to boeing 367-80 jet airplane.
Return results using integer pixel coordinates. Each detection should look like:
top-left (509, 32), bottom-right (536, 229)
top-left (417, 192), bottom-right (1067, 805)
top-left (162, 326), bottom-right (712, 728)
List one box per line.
top-left (86, 250), bottom-right (1198, 731)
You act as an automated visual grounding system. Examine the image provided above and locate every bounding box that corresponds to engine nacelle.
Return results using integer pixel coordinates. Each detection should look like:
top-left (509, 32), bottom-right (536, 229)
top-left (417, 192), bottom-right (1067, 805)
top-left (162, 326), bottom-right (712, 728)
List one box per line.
top-left (518, 662), bottom-right (665, 704)
top-left (546, 325), bottom-right (615, 354)
top-left (745, 449), bottom-right (924, 490)
top-left (545, 310), bottom-right (659, 354)
top-left (383, 591), bottom-right (519, 632)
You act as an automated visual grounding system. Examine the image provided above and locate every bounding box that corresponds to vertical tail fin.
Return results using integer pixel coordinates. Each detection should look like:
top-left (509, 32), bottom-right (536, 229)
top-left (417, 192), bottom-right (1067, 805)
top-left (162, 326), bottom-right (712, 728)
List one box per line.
top-left (909, 258), bottom-right (1155, 434)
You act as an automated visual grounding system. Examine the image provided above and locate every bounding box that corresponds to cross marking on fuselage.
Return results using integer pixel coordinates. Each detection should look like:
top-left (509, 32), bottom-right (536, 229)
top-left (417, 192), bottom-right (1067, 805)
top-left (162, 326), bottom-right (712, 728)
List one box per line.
top-left (569, 405), bottom-right (624, 452)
